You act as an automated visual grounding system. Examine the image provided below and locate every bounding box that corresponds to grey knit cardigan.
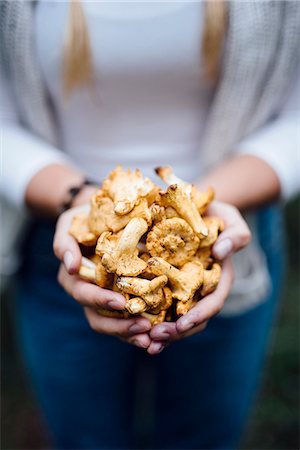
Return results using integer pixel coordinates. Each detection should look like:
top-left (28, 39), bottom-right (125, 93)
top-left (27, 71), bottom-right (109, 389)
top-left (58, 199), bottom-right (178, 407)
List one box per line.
top-left (1, 1), bottom-right (300, 163)
top-left (1, 1), bottom-right (300, 312)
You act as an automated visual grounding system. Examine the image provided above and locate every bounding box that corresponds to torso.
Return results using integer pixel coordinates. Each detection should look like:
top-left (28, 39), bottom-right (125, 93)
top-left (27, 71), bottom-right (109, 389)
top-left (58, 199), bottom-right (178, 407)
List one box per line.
top-left (35, 0), bottom-right (213, 183)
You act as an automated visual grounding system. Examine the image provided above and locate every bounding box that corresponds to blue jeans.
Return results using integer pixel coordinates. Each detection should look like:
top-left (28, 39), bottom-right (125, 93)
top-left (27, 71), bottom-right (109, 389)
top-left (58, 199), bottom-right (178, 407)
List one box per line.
top-left (15, 206), bottom-right (285, 449)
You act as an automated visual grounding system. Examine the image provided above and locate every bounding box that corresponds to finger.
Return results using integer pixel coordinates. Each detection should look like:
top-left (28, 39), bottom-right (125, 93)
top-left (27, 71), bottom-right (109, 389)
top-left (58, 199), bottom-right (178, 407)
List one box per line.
top-left (207, 201), bottom-right (251, 260)
top-left (151, 320), bottom-right (207, 342)
top-left (126, 333), bottom-right (152, 349)
top-left (150, 322), bottom-right (177, 341)
top-left (53, 208), bottom-right (88, 274)
top-left (176, 321), bottom-right (208, 339)
top-left (176, 258), bottom-right (234, 334)
top-left (147, 340), bottom-right (166, 356)
top-left (84, 307), bottom-right (151, 338)
top-left (58, 264), bottom-right (126, 310)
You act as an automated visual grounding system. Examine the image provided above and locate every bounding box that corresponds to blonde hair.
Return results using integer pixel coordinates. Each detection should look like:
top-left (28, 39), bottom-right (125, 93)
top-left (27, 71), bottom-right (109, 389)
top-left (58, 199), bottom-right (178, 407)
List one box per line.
top-left (63, 0), bottom-right (228, 97)
top-left (62, 0), bottom-right (93, 97)
top-left (202, 0), bottom-right (228, 82)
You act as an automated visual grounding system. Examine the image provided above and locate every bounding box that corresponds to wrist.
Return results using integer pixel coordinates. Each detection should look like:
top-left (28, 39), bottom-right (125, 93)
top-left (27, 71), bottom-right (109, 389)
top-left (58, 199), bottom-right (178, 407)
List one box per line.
top-left (61, 179), bottom-right (98, 212)
top-left (195, 154), bottom-right (280, 211)
top-left (25, 163), bottom-right (90, 217)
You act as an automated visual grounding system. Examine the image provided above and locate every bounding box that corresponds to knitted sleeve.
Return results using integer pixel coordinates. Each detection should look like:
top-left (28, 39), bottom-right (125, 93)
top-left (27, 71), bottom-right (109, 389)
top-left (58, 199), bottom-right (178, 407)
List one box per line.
top-left (0, 69), bottom-right (72, 208)
top-left (235, 71), bottom-right (300, 201)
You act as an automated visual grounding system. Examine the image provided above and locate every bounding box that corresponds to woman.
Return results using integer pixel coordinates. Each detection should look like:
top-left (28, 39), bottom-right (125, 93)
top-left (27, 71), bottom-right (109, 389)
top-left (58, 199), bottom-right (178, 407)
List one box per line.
top-left (1, 1), bottom-right (299, 449)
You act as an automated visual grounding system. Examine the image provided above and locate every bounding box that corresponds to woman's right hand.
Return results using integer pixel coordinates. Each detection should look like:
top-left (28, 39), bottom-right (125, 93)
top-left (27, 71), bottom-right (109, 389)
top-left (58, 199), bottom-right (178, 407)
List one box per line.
top-left (53, 205), bottom-right (152, 349)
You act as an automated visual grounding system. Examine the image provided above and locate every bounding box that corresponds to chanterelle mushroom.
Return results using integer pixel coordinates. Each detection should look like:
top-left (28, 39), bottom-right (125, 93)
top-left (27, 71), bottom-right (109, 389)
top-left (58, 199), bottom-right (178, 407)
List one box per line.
top-left (148, 256), bottom-right (204, 303)
top-left (116, 275), bottom-right (168, 309)
top-left (78, 257), bottom-right (97, 282)
top-left (102, 165), bottom-right (155, 215)
top-left (95, 231), bottom-right (121, 258)
top-left (78, 257), bottom-right (114, 289)
top-left (141, 310), bottom-right (167, 326)
top-left (155, 166), bottom-right (214, 214)
top-left (146, 218), bottom-right (200, 267)
top-left (70, 165), bottom-right (224, 322)
top-left (89, 190), bottom-right (152, 235)
top-left (198, 217), bottom-right (224, 248)
top-left (125, 297), bottom-right (148, 315)
top-left (150, 286), bottom-right (173, 314)
top-left (88, 190), bottom-right (111, 237)
top-left (101, 218), bottom-right (148, 276)
top-left (201, 263), bottom-right (222, 296)
top-left (176, 296), bottom-right (198, 316)
top-left (192, 247), bottom-right (213, 269)
top-left (69, 214), bottom-right (97, 246)
top-left (158, 185), bottom-right (208, 238)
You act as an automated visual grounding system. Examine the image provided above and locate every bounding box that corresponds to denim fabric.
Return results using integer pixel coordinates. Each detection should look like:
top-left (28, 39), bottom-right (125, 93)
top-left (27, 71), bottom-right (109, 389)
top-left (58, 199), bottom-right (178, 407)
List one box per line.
top-left (15, 205), bottom-right (285, 449)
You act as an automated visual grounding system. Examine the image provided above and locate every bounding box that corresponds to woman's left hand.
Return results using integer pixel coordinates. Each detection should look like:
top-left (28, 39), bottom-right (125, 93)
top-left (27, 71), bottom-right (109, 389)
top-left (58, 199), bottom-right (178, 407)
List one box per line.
top-left (147, 200), bottom-right (251, 355)
top-left (148, 258), bottom-right (233, 354)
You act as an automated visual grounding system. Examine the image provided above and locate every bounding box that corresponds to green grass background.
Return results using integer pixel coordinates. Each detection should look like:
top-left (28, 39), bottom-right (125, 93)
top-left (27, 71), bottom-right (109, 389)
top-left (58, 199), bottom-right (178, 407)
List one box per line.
top-left (1, 198), bottom-right (299, 450)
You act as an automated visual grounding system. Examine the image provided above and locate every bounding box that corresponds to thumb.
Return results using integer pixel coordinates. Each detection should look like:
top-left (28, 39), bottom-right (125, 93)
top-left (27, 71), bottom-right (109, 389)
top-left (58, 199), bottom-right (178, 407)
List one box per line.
top-left (212, 225), bottom-right (251, 260)
top-left (53, 210), bottom-right (82, 274)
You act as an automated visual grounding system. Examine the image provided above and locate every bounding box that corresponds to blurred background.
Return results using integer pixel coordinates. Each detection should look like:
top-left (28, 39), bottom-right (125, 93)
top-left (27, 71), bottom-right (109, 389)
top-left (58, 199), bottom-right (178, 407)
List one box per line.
top-left (1, 197), bottom-right (299, 450)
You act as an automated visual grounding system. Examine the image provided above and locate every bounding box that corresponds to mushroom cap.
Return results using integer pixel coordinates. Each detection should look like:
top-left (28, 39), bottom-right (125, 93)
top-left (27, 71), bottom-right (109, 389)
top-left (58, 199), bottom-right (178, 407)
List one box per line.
top-left (89, 191), bottom-right (151, 234)
top-left (201, 263), bottom-right (222, 296)
top-left (146, 217), bottom-right (200, 266)
top-left (198, 217), bottom-right (224, 248)
top-left (69, 214), bottom-right (97, 246)
top-left (88, 190), bottom-right (111, 236)
top-left (192, 187), bottom-right (215, 215)
top-left (158, 184), bottom-right (208, 238)
top-left (95, 231), bottom-right (121, 257)
top-left (102, 165), bottom-right (155, 215)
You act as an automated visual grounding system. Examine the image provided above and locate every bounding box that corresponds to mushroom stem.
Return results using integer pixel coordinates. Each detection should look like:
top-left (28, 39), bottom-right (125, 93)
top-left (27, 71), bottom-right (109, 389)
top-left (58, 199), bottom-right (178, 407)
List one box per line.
top-left (116, 275), bottom-right (168, 309)
top-left (102, 218), bottom-right (148, 276)
top-left (148, 257), bottom-right (204, 303)
top-left (158, 185), bottom-right (208, 238)
top-left (126, 297), bottom-right (147, 314)
top-left (155, 166), bottom-right (215, 215)
top-left (79, 257), bottom-right (96, 282)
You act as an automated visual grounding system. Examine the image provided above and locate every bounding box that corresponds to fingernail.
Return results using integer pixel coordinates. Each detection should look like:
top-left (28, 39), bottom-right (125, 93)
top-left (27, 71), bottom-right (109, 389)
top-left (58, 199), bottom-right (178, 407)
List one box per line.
top-left (108, 297), bottom-right (125, 310)
top-left (133, 339), bottom-right (148, 349)
top-left (177, 318), bottom-right (195, 333)
top-left (153, 328), bottom-right (171, 340)
top-left (154, 343), bottom-right (165, 354)
top-left (64, 251), bottom-right (74, 272)
top-left (129, 323), bottom-right (149, 334)
top-left (213, 238), bottom-right (233, 260)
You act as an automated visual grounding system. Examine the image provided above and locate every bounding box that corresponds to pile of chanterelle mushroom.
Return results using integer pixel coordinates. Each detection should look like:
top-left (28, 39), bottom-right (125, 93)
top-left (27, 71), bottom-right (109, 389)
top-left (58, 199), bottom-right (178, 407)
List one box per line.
top-left (69, 166), bottom-right (224, 326)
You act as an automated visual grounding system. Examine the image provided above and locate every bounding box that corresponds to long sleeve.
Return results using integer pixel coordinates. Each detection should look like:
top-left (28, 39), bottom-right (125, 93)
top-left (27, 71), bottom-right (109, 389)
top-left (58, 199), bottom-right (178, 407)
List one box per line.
top-left (0, 70), bottom-right (72, 208)
top-left (235, 72), bottom-right (300, 201)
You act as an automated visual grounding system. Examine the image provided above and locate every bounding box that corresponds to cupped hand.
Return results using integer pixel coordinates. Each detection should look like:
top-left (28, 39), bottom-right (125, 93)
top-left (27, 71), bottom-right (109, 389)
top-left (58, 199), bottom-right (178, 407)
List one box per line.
top-left (209, 200), bottom-right (251, 260)
top-left (53, 205), bottom-right (152, 349)
top-left (148, 199), bottom-right (251, 354)
top-left (148, 258), bottom-right (233, 354)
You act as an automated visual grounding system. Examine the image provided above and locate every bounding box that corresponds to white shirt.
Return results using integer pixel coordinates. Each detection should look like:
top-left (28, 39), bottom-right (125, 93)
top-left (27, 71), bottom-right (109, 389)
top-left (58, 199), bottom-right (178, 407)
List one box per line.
top-left (1, 1), bottom-right (300, 207)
